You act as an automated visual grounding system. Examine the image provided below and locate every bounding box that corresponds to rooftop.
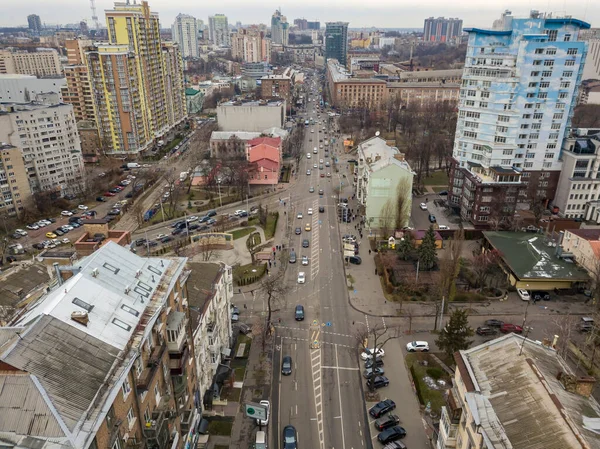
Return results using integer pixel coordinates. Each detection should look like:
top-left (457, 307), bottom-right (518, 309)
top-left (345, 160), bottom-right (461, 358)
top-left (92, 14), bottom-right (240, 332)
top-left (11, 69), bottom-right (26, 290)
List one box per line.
top-left (357, 136), bottom-right (413, 174)
top-left (186, 262), bottom-right (223, 329)
top-left (484, 231), bottom-right (590, 281)
top-left (457, 333), bottom-right (600, 449)
top-left (219, 100), bottom-right (284, 107)
top-left (0, 263), bottom-right (50, 310)
top-left (211, 131), bottom-right (261, 141)
top-left (566, 228), bottom-right (600, 241)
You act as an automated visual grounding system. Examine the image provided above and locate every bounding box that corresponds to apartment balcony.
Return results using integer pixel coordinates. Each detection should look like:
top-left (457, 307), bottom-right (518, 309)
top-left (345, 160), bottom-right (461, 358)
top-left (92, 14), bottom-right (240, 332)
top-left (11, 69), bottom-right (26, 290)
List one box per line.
top-left (137, 341), bottom-right (166, 391)
top-left (166, 311), bottom-right (188, 354)
top-left (107, 418), bottom-right (124, 449)
top-left (168, 345), bottom-right (189, 376)
top-left (179, 409), bottom-right (194, 434)
top-left (143, 408), bottom-right (170, 449)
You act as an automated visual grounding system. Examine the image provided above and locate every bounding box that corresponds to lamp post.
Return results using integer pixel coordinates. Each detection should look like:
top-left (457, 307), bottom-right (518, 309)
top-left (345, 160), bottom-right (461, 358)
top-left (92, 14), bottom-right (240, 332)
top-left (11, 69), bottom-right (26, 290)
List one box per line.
top-left (217, 179), bottom-right (223, 208)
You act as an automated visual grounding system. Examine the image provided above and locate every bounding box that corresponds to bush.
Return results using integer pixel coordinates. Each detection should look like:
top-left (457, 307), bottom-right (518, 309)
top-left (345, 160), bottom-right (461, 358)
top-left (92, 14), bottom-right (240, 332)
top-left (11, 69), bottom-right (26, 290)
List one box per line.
top-left (453, 291), bottom-right (486, 302)
top-left (410, 364), bottom-right (425, 405)
top-left (426, 367), bottom-right (444, 380)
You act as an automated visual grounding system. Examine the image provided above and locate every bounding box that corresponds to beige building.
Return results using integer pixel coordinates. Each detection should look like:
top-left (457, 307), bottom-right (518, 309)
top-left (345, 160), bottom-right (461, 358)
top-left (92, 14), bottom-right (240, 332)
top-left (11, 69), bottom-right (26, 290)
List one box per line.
top-left (387, 82), bottom-right (460, 107)
top-left (326, 59), bottom-right (386, 109)
top-left (62, 38), bottom-right (97, 125)
top-left (0, 143), bottom-right (32, 216)
top-left (559, 228), bottom-right (600, 275)
top-left (0, 242), bottom-right (202, 449)
top-left (231, 27), bottom-right (269, 63)
top-left (0, 48), bottom-right (62, 77)
top-left (438, 334), bottom-right (600, 449)
top-left (0, 97), bottom-right (85, 197)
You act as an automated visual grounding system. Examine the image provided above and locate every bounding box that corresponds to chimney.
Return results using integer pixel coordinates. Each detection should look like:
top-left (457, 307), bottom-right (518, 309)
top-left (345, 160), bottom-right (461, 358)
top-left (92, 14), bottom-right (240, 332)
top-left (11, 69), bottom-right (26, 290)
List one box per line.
top-left (557, 372), bottom-right (597, 397)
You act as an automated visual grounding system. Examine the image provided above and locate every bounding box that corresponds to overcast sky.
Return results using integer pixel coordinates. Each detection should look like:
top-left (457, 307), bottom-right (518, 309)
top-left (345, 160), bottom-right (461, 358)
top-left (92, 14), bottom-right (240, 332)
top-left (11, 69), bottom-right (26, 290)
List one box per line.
top-left (3, 0), bottom-right (598, 30)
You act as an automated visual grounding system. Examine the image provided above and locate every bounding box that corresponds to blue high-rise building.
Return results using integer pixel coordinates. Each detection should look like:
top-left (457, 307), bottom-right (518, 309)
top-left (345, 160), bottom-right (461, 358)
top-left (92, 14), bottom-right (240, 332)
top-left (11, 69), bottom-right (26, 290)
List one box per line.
top-left (449, 10), bottom-right (590, 225)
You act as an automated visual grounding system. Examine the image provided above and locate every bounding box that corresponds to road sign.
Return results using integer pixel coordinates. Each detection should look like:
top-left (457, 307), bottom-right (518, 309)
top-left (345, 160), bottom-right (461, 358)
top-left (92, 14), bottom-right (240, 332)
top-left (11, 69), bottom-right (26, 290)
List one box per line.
top-left (312, 319), bottom-right (319, 326)
top-left (326, 322), bottom-right (332, 327)
top-left (245, 402), bottom-right (267, 420)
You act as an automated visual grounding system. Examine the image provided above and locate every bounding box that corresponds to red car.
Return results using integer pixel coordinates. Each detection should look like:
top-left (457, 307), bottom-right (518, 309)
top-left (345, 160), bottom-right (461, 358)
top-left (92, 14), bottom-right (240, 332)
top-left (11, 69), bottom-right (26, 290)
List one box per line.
top-left (104, 192), bottom-right (116, 197)
top-left (500, 323), bottom-right (523, 334)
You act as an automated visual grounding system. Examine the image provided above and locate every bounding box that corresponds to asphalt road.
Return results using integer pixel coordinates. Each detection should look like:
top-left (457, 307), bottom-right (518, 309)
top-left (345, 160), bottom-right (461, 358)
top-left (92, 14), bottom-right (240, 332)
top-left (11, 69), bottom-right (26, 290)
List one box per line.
top-left (272, 83), bottom-right (367, 449)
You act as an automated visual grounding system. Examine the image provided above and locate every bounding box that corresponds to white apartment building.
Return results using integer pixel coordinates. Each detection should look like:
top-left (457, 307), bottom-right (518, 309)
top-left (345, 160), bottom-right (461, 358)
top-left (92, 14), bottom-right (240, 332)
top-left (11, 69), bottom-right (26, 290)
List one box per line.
top-left (187, 262), bottom-right (233, 409)
top-left (172, 14), bottom-right (199, 59)
top-left (554, 128), bottom-right (600, 221)
top-left (208, 14), bottom-right (230, 47)
top-left (0, 74), bottom-right (66, 103)
top-left (0, 95), bottom-right (84, 196)
top-left (0, 49), bottom-right (62, 77)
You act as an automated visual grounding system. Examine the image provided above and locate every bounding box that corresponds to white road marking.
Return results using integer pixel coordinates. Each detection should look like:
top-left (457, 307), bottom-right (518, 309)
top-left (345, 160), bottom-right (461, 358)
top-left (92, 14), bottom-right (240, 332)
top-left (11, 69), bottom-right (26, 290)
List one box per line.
top-left (310, 347), bottom-right (325, 449)
top-left (335, 344), bottom-right (347, 449)
top-left (321, 366), bottom-right (360, 371)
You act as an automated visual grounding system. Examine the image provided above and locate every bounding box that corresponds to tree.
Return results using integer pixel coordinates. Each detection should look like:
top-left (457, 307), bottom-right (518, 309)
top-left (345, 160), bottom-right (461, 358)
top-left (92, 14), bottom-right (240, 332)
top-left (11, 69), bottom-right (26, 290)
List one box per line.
top-left (435, 309), bottom-right (474, 357)
top-left (354, 323), bottom-right (401, 390)
top-left (439, 228), bottom-right (464, 303)
top-left (196, 237), bottom-right (221, 262)
top-left (379, 199), bottom-right (395, 240)
top-left (394, 178), bottom-right (412, 230)
top-left (471, 249), bottom-right (502, 289)
top-left (259, 273), bottom-right (289, 340)
top-left (417, 226), bottom-right (438, 271)
top-left (397, 231), bottom-right (415, 261)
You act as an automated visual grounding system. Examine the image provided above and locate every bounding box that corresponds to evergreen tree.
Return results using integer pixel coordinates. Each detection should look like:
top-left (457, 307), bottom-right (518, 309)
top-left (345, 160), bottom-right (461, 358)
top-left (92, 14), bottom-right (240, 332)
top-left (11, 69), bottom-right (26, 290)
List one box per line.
top-left (398, 231), bottom-right (415, 261)
top-left (418, 226), bottom-right (438, 270)
top-left (435, 309), bottom-right (474, 357)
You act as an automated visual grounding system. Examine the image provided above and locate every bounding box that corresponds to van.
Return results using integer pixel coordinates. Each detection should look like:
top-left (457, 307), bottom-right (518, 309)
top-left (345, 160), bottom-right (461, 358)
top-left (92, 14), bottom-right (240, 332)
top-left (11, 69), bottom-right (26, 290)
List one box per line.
top-left (255, 430), bottom-right (267, 449)
top-left (289, 251), bottom-right (297, 263)
top-left (580, 317), bottom-right (594, 332)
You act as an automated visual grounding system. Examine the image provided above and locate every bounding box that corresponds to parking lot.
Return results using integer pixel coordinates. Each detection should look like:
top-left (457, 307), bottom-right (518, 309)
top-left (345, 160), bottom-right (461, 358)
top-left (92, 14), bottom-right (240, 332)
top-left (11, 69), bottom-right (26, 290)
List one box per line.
top-left (410, 194), bottom-right (455, 231)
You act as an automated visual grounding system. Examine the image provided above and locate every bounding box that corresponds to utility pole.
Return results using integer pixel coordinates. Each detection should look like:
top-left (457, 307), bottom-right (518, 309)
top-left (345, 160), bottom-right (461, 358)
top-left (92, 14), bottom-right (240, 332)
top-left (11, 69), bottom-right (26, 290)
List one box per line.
top-left (437, 296), bottom-right (445, 332)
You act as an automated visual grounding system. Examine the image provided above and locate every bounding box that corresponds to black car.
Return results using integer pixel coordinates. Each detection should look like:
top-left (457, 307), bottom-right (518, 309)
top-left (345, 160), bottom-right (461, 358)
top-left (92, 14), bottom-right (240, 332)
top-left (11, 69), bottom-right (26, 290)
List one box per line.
top-left (46, 218), bottom-right (57, 223)
top-left (188, 224), bottom-right (200, 231)
top-left (363, 367), bottom-right (385, 378)
top-left (147, 241), bottom-right (158, 247)
top-left (295, 227), bottom-right (302, 235)
top-left (10, 233), bottom-right (21, 239)
top-left (381, 441), bottom-right (407, 449)
top-left (428, 214), bottom-right (437, 223)
top-left (476, 326), bottom-right (497, 336)
top-left (283, 425), bottom-right (297, 449)
top-left (172, 228), bottom-right (184, 235)
top-left (378, 426), bottom-right (407, 444)
top-left (369, 399), bottom-right (396, 418)
top-left (199, 216), bottom-right (210, 223)
top-left (319, 206), bottom-right (325, 213)
top-left (346, 255), bottom-right (362, 265)
top-left (125, 192), bottom-right (134, 198)
top-left (135, 238), bottom-right (147, 247)
top-left (484, 319), bottom-right (504, 328)
top-left (108, 188), bottom-right (119, 194)
top-left (532, 290), bottom-right (551, 301)
top-left (365, 357), bottom-right (384, 369)
top-left (367, 375), bottom-right (389, 389)
top-left (438, 190), bottom-right (448, 196)
top-left (282, 355), bottom-right (292, 375)
top-left (96, 196), bottom-right (106, 202)
top-left (160, 236), bottom-right (174, 243)
top-left (171, 220), bottom-right (186, 228)
top-left (33, 243), bottom-right (45, 250)
top-left (295, 305), bottom-right (305, 321)
top-left (302, 239), bottom-right (309, 248)
top-left (375, 414), bottom-right (400, 431)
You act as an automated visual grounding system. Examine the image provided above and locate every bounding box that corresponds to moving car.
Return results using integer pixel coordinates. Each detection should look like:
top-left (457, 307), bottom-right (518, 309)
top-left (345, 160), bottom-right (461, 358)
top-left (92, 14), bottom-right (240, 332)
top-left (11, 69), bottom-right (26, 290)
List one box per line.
top-left (295, 227), bottom-right (302, 235)
top-left (295, 305), bottom-right (305, 321)
top-left (309, 187), bottom-right (315, 193)
top-left (485, 319), bottom-right (504, 327)
top-left (297, 212), bottom-right (303, 219)
top-left (45, 232), bottom-right (57, 239)
top-left (406, 341), bottom-right (429, 352)
top-left (305, 223), bottom-right (311, 231)
top-left (256, 400), bottom-right (270, 426)
top-left (301, 256), bottom-right (309, 265)
top-left (476, 326), bottom-right (497, 336)
top-left (517, 289), bottom-right (530, 301)
top-left (500, 323), bottom-right (523, 334)
top-left (283, 425), bottom-right (297, 449)
top-left (319, 206), bottom-right (325, 213)
top-left (346, 255), bottom-right (362, 265)
top-left (281, 355), bottom-right (292, 375)
top-left (428, 214), bottom-right (437, 223)
top-left (308, 208), bottom-right (313, 215)
top-left (302, 239), bottom-right (309, 248)
top-left (361, 348), bottom-right (385, 360)
top-left (369, 399), bottom-right (396, 418)
top-left (375, 414), bottom-right (400, 431)
top-left (297, 272), bottom-right (306, 284)
top-left (306, 169), bottom-right (311, 175)
top-left (367, 375), bottom-right (390, 389)
top-left (378, 426), bottom-right (407, 444)
top-left (419, 202), bottom-right (428, 210)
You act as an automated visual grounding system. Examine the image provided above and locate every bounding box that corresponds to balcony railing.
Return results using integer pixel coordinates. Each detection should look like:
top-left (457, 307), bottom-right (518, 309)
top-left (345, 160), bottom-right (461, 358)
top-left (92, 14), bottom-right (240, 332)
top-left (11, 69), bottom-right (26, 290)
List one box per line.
top-left (143, 408), bottom-right (170, 449)
top-left (169, 346), bottom-right (189, 376)
top-left (180, 410), bottom-right (194, 434)
top-left (137, 342), bottom-right (166, 391)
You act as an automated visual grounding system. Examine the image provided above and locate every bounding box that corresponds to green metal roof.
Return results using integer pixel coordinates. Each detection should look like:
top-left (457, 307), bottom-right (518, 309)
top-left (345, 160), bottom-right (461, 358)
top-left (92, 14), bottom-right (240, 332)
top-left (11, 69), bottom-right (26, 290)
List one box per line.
top-left (185, 88), bottom-right (201, 96)
top-left (483, 231), bottom-right (589, 281)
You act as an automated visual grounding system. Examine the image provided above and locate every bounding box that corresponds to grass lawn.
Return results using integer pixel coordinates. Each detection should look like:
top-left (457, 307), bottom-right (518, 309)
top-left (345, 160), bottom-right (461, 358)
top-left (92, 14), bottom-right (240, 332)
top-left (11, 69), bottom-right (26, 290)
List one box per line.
top-left (231, 227), bottom-right (255, 240)
top-left (234, 366), bottom-right (247, 382)
top-left (147, 208), bottom-right (185, 225)
top-left (233, 263), bottom-right (266, 286)
top-left (220, 387), bottom-right (241, 402)
top-left (248, 213), bottom-right (279, 240)
top-left (423, 171), bottom-right (449, 186)
top-left (432, 186), bottom-right (448, 193)
top-left (207, 419), bottom-right (234, 436)
top-left (405, 353), bottom-right (451, 415)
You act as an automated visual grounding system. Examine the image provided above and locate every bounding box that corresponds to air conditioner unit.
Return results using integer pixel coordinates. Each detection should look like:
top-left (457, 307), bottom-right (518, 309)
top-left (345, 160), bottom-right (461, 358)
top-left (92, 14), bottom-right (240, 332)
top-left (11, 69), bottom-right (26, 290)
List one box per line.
top-left (91, 268), bottom-right (99, 277)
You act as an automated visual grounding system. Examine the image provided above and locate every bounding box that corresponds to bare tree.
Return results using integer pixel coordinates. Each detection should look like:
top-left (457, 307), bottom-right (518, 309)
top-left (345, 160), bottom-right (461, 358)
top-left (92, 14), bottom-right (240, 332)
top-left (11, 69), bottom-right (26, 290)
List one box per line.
top-left (394, 178), bottom-right (412, 230)
top-left (259, 272), bottom-right (289, 340)
top-left (354, 323), bottom-right (401, 391)
top-left (439, 228), bottom-right (464, 303)
top-left (551, 313), bottom-right (574, 359)
top-left (379, 199), bottom-right (395, 240)
top-left (197, 238), bottom-right (222, 262)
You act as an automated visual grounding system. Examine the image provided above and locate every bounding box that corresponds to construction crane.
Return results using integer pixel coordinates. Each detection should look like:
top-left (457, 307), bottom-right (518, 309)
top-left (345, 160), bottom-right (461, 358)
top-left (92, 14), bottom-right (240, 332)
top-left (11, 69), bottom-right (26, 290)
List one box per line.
top-left (89, 0), bottom-right (102, 30)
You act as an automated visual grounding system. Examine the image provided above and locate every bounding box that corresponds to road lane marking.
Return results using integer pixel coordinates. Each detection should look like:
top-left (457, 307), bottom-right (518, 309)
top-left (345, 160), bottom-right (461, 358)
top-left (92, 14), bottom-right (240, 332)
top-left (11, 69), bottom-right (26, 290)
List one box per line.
top-left (310, 347), bottom-right (325, 449)
top-left (321, 366), bottom-right (360, 370)
top-left (335, 344), bottom-right (347, 449)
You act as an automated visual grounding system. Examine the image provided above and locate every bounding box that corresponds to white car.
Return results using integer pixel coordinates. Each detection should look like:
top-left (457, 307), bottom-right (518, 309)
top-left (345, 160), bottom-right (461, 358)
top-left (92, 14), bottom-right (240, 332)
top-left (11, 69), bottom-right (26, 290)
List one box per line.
top-left (307, 153), bottom-right (311, 159)
top-left (319, 159), bottom-right (323, 164)
top-left (311, 129), bottom-right (314, 133)
top-left (517, 289), bottom-right (530, 301)
top-left (234, 210), bottom-right (246, 216)
top-left (256, 400), bottom-right (270, 426)
top-left (313, 163), bottom-right (318, 169)
top-left (308, 208), bottom-right (313, 215)
top-left (438, 225), bottom-right (449, 230)
top-left (302, 256), bottom-right (309, 265)
top-left (61, 225), bottom-right (74, 231)
top-left (306, 170), bottom-right (311, 175)
top-left (297, 272), bottom-right (306, 284)
top-left (26, 224), bottom-right (39, 230)
top-left (15, 229), bottom-right (27, 236)
top-left (78, 205), bottom-right (88, 210)
top-left (62, 238), bottom-right (70, 244)
top-left (155, 233), bottom-right (167, 240)
top-left (186, 215), bottom-right (199, 222)
top-left (361, 348), bottom-right (385, 360)
top-left (406, 341), bottom-right (430, 352)
top-left (419, 203), bottom-right (428, 211)
top-left (297, 212), bottom-right (303, 219)
top-left (61, 210), bottom-right (73, 216)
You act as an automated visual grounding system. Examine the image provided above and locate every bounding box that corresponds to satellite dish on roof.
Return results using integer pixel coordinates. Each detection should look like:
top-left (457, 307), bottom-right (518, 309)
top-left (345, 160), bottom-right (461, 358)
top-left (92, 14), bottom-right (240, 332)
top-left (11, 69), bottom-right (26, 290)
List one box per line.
top-left (375, 131), bottom-right (380, 137)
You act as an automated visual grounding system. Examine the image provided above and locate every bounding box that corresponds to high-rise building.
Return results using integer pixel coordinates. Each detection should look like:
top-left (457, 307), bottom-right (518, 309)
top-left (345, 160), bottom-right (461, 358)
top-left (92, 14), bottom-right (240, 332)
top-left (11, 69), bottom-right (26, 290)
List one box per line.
top-left (27, 14), bottom-right (42, 33)
top-left (172, 13), bottom-right (199, 59)
top-left (271, 10), bottom-right (289, 45)
top-left (231, 27), bottom-right (268, 63)
top-left (307, 21), bottom-right (320, 30)
top-left (0, 143), bottom-right (31, 216)
top-left (88, 1), bottom-right (187, 155)
top-left (208, 14), bottom-right (230, 47)
top-left (0, 95), bottom-right (85, 197)
top-left (62, 38), bottom-right (96, 124)
top-left (423, 16), bottom-right (463, 43)
top-left (0, 49), bottom-right (62, 77)
top-left (325, 22), bottom-right (349, 67)
top-left (448, 11), bottom-right (590, 226)
top-left (294, 18), bottom-right (308, 31)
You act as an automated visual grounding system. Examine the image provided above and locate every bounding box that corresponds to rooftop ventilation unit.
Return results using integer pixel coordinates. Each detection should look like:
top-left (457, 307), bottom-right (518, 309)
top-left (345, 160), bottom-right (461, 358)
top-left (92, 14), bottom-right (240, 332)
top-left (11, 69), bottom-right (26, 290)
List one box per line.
top-left (71, 311), bottom-right (89, 326)
top-left (91, 268), bottom-right (99, 277)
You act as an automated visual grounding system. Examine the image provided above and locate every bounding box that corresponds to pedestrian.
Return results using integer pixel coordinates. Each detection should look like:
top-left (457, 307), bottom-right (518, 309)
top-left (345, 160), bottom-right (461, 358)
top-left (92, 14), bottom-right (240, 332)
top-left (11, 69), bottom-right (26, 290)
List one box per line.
top-left (274, 260), bottom-right (276, 267)
top-left (238, 288), bottom-right (241, 293)
top-left (369, 249), bottom-right (371, 255)
top-left (244, 304), bottom-right (247, 309)
top-left (375, 268), bottom-right (378, 275)
top-left (278, 318), bottom-right (281, 323)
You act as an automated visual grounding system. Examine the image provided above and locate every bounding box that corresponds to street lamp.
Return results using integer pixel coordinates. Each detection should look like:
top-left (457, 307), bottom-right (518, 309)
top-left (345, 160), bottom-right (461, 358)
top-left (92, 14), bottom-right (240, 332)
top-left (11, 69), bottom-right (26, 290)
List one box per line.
top-left (216, 178), bottom-right (223, 208)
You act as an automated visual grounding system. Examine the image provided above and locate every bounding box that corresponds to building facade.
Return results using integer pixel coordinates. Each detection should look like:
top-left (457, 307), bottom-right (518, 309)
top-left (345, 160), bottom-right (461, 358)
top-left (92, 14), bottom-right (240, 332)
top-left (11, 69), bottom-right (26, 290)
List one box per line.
top-left (209, 131), bottom-right (261, 159)
top-left (387, 82), bottom-right (460, 107)
top-left (356, 136), bottom-right (414, 228)
top-left (62, 38), bottom-right (96, 124)
top-left (208, 14), bottom-right (230, 47)
top-left (326, 59), bottom-right (386, 109)
top-left (271, 10), bottom-right (289, 46)
top-left (87, 1), bottom-right (187, 155)
top-left (283, 44), bottom-right (317, 63)
top-left (423, 17), bottom-right (463, 43)
top-left (0, 98), bottom-right (85, 197)
top-left (216, 101), bottom-right (285, 132)
top-left (261, 75), bottom-right (292, 106)
top-left (582, 39), bottom-right (600, 81)
top-left (0, 74), bottom-right (66, 103)
top-left (77, 120), bottom-right (101, 163)
top-left (0, 143), bottom-right (31, 216)
top-left (27, 14), bottom-right (42, 33)
top-left (172, 13), bottom-right (199, 59)
top-left (0, 49), bottom-right (62, 77)
top-left (307, 21), bottom-right (320, 30)
top-left (231, 27), bottom-right (268, 63)
top-left (325, 22), bottom-right (349, 66)
top-left (448, 11), bottom-right (589, 225)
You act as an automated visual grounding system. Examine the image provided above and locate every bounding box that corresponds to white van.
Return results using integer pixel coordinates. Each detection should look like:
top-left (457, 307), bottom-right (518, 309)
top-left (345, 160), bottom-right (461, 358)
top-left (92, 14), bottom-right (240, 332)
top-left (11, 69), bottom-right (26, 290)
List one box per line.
top-left (313, 147), bottom-right (318, 154)
top-left (255, 430), bottom-right (267, 449)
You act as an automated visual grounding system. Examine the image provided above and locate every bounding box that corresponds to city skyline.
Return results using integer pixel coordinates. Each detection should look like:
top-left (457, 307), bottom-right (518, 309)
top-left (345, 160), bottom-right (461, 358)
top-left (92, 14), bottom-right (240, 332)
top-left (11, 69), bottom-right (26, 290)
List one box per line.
top-left (2, 0), bottom-right (599, 30)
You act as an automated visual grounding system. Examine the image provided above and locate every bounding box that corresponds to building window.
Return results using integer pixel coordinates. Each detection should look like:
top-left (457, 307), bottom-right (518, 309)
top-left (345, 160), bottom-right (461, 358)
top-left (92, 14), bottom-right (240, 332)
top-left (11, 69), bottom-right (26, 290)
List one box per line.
top-left (122, 378), bottom-right (131, 399)
top-left (545, 29), bottom-right (558, 41)
top-left (127, 407), bottom-right (135, 428)
top-left (567, 48), bottom-right (578, 55)
top-left (494, 136), bottom-right (506, 143)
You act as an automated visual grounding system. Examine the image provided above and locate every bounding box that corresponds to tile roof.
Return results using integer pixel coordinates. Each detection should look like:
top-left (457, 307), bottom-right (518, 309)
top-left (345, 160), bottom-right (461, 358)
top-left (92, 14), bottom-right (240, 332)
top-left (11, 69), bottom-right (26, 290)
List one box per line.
top-left (459, 334), bottom-right (600, 449)
top-left (248, 136), bottom-right (281, 148)
top-left (484, 231), bottom-right (590, 281)
top-left (567, 228), bottom-right (600, 241)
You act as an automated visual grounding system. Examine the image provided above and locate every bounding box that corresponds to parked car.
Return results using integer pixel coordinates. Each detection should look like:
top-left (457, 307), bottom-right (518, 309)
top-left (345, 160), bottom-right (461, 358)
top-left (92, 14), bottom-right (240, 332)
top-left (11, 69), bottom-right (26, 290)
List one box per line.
top-left (15, 229), bottom-right (27, 236)
top-left (256, 400), bottom-right (270, 426)
top-left (375, 414), bottom-right (400, 431)
top-left (61, 210), bottom-right (73, 216)
top-left (500, 323), bottom-right (523, 334)
top-left (532, 290), bottom-right (551, 301)
top-left (78, 205), bottom-right (88, 210)
top-left (363, 367), bottom-right (385, 378)
top-left (282, 425), bottom-right (297, 449)
top-left (45, 232), bottom-right (57, 239)
top-left (53, 228), bottom-right (65, 236)
top-left (302, 239), bottom-right (309, 248)
top-left (377, 426), bottom-right (407, 444)
top-left (364, 357), bottom-right (384, 369)
top-left (361, 348), bottom-right (385, 360)
top-left (517, 289), bottom-right (530, 301)
top-left (406, 341), bottom-right (429, 352)
top-left (419, 202), bottom-right (427, 210)
top-left (346, 255), bottom-right (362, 265)
top-left (367, 375), bottom-right (390, 389)
top-left (428, 214), bottom-right (436, 223)
top-left (476, 327), bottom-right (497, 336)
top-left (297, 272), bottom-right (306, 284)
top-left (281, 355), bottom-right (292, 375)
top-left (485, 319), bottom-right (504, 327)
top-left (26, 224), bottom-right (39, 230)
